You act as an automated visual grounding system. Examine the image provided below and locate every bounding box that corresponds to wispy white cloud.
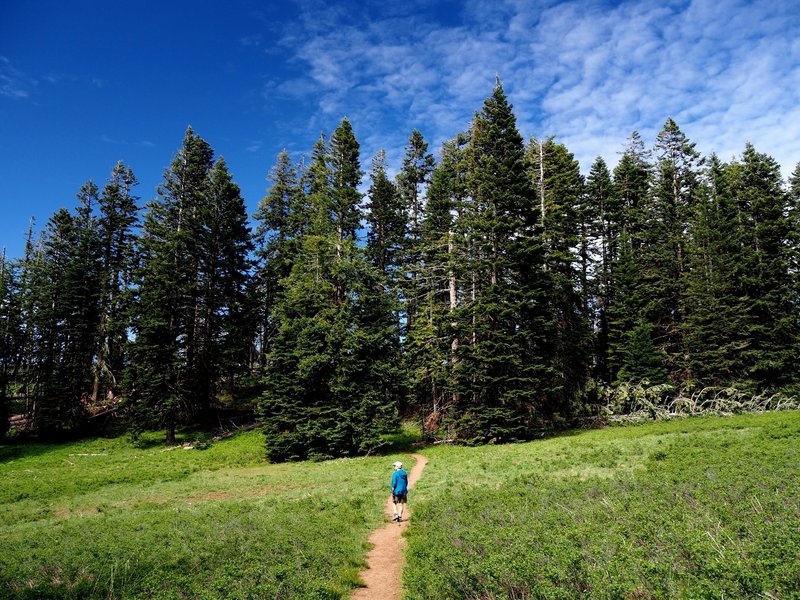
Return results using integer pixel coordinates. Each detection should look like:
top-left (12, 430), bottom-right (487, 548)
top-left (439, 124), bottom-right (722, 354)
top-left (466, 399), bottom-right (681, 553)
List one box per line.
top-left (101, 135), bottom-right (155, 148)
top-left (0, 56), bottom-right (34, 99)
top-left (261, 0), bottom-right (800, 175)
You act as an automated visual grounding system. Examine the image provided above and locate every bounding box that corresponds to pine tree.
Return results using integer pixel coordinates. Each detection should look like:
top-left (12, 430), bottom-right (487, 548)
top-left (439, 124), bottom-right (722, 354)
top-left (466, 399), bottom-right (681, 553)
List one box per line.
top-left (617, 321), bottom-right (668, 384)
top-left (397, 130), bottom-right (435, 332)
top-left (127, 127), bottom-right (214, 443)
top-left (584, 157), bottom-right (617, 384)
top-left (731, 144), bottom-right (797, 387)
top-left (27, 184), bottom-right (102, 435)
top-left (448, 80), bottom-right (551, 442)
top-left (409, 134), bottom-right (467, 438)
top-left (94, 162), bottom-right (140, 404)
top-left (638, 119), bottom-right (702, 379)
top-left (201, 157), bottom-right (253, 397)
top-left (681, 156), bottom-right (746, 385)
top-left (365, 149), bottom-right (405, 278)
top-left (608, 132), bottom-right (652, 381)
top-left (527, 137), bottom-right (590, 409)
top-left (0, 249), bottom-right (19, 438)
top-left (260, 119), bottom-right (400, 461)
top-left (252, 150), bottom-right (303, 367)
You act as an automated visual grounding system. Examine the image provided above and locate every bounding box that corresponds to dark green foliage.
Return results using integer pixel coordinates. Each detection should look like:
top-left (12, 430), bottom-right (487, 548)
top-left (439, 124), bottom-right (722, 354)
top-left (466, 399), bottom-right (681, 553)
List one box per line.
top-left (0, 251), bottom-right (19, 439)
top-left (617, 320), bottom-right (669, 384)
top-left (681, 156), bottom-right (747, 385)
top-left (252, 150), bottom-right (303, 367)
top-left (584, 157), bottom-right (617, 384)
top-left (93, 162), bottom-right (140, 404)
top-left (607, 133), bottom-right (653, 381)
top-left (24, 184), bottom-right (103, 434)
top-left (127, 128), bottom-right (251, 444)
top-left (637, 119), bottom-right (702, 375)
top-left (528, 137), bottom-right (590, 411)
top-left (4, 84), bottom-right (800, 446)
top-left (730, 144), bottom-right (798, 387)
top-left (397, 129), bottom-right (436, 333)
top-left (365, 149), bottom-right (405, 278)
top-left (408, 135), bottom-right (467, 438)
top-left (447, 81), bottom-right (553, 442)
top-left (260, 119), bottom-right (400, 461)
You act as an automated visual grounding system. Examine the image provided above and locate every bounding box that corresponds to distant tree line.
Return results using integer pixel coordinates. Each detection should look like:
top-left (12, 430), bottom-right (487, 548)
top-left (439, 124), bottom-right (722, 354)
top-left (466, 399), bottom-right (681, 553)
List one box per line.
top-left (1, 81), bottom-right (799, 458)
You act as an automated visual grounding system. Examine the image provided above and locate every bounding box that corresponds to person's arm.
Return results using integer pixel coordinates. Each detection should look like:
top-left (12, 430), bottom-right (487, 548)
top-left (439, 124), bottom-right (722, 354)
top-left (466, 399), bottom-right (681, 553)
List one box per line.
top-left (391, 471), bottom-right (398, 492)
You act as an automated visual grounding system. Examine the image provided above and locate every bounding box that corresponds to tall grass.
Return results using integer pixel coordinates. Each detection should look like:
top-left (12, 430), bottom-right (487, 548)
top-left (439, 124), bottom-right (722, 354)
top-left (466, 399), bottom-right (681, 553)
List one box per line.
top-left (405, 411), bottom-right (800, 599)
top-left (0, 430), bottom-right (414, 599)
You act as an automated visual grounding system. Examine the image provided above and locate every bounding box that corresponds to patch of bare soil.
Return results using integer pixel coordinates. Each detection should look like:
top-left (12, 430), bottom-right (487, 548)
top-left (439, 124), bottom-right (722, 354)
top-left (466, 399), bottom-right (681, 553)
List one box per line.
top-left (351, 453), bottom-right (428, 600)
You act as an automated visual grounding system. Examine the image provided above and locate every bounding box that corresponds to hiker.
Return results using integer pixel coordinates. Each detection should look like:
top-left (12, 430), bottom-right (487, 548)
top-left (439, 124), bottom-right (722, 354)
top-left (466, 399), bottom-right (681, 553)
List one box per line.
top-left (391, 460), bottom-right (408, 522)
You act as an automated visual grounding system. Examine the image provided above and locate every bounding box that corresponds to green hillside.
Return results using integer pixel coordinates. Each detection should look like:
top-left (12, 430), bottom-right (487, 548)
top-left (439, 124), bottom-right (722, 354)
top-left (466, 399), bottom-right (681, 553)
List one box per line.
top-left (1, 412), bottom-right (798, 599)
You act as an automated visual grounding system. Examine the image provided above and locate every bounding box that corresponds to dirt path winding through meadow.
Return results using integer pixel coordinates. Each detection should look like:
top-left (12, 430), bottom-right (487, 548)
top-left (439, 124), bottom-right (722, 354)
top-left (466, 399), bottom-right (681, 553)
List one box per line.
top-left (351, 453), bottom-right (428, 600)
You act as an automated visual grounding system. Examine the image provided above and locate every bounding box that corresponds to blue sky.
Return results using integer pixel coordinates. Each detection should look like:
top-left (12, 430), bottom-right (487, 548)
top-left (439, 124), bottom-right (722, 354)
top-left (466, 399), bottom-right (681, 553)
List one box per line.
top-left (2, 0), bottom-right (799, 259)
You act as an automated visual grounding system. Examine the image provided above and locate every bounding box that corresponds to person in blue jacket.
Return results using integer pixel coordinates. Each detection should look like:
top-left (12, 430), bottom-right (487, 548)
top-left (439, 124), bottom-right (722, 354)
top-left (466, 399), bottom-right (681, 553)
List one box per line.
top-left (391, 460), bottom-right (408, 522)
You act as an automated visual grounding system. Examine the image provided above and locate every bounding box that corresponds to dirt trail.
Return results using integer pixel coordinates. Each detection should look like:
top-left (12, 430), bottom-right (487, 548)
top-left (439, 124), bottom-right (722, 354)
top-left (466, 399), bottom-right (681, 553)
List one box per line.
top-left (351, 453), bottom-right (428, 600)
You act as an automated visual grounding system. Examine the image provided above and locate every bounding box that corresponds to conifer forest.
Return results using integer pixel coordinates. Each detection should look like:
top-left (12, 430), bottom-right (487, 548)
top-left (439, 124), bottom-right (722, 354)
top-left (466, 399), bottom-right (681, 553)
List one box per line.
top-left (2, 82), bottom-right (799, 460)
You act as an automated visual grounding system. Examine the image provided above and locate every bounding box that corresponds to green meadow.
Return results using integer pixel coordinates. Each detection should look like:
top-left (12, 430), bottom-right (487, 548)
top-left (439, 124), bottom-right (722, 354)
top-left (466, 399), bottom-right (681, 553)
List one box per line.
top-left (406, 412), bottom-right (800, 599)
top-left (1, 412), bottom-right (799, 599)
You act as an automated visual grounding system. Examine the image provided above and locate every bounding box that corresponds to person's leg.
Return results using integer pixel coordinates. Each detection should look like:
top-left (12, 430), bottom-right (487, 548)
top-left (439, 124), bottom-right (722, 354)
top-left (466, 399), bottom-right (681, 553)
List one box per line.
top-left (397, 495), bottom-right (406, 520)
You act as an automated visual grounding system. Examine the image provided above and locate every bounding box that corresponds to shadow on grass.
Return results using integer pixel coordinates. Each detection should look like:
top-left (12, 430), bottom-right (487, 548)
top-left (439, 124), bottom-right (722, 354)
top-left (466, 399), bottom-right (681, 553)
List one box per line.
top-left (380, 421), bottom-right (424, 453)
top-left (0, 441), bottom-right (59, 464)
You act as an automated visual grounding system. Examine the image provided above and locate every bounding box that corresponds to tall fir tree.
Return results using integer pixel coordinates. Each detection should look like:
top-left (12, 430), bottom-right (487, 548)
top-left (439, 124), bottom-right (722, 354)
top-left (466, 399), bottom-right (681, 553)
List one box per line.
top-left (126, 128), bottom-right (249, 442)
top-left (252, 150), bottom-right (303, 367)
top-left (730, 144), bottom-right (798, 387)
top-left (607, 132), bottom-right (653, 382)
top-left (409, 134), bottom-right (467, 438)
top-left (584, 157), bottom-right (618, 384)
top-left (27, 184), bottom-right (102, 434)
top-left (201, 157), bottom-right (254, 396)
top-left (260, 119), bottom-right (401, 461)
top-left (638, 118), bottom-right (702, 380)
top-left (527, 137), bottom-right (590, 409)
top-left (94, 162), bottom-right (140, 404)
top-left (448, 80), bottom-right (552, 442)
top-left (681, 155), bottom-right (747, 385)
top-left (365, 149), bottom-right (405, 280)
top-left (397, 130), bottom-right (435, 332)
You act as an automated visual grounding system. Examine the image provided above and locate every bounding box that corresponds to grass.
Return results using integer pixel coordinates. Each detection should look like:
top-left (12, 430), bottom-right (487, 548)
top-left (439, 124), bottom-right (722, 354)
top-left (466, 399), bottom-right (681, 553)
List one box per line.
top-left (0, 429), bottom-right (415, 599)
top-left (404, 411), bottom-right (800, 599)
top-left (1, 413), bottom-right (798, 599)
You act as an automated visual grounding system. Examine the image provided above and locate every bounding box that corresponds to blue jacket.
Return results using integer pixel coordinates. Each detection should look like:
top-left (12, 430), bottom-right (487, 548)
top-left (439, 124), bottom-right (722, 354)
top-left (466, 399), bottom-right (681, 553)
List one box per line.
top-left (391, 469), bottom-right (408, 495)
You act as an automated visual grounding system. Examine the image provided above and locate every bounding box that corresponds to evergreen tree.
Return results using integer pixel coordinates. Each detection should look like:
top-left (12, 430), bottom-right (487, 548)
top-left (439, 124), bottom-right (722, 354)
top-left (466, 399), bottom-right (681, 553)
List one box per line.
top-left (527, 137), bottom-right (590, 409)
top-left (127, 127), bottom-right (251, 443)
top-left (0, 250), bottom-right (20, 438)
top-left (94, 162), bottom-right (139, 404)
top-left (252, 150), bottom-right (303, 367)
top-left (681, 156), bottom-right (746, 385)
top-left (397, 130), bottom-right (435, 331)
top-left (617, 321), bottom-right (668, 384)
top-left (409, 134), bottom-right (467, 437)
top-left (448, 80), bottom-right (552, 442)
top-left (731, 144), bottom-right (797, 387)
top-left (608, 132), bottom-right (652, 381)
top-left (260, 119), bottom-right (400, 461)
top-left (201, 157), bottom-right (253, 396)
top-left (584, 157), bottom-right (617, 384)
top-left (365, 149), bottom-right (405, 279)
top-left (638, 118), bottom-right (701, 379)
top-left (27, 184), bottom-right (102, 434)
